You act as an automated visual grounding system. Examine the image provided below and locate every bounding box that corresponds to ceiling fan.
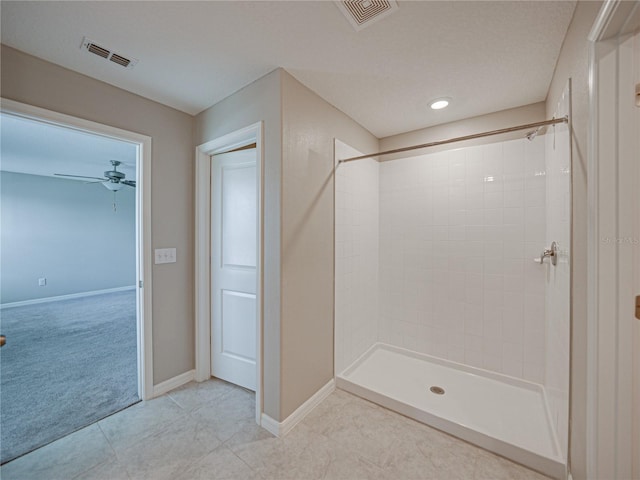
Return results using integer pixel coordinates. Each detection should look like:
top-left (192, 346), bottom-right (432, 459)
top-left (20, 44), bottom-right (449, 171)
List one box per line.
top-left (54, 160), bottom-right (135, 190)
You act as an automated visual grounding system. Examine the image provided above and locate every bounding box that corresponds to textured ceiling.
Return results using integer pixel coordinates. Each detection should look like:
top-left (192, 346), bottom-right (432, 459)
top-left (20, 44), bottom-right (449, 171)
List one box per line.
top-left (1, 1), bottom-right (576, 138)
top-left (0, 113), bottom-right (137, 180)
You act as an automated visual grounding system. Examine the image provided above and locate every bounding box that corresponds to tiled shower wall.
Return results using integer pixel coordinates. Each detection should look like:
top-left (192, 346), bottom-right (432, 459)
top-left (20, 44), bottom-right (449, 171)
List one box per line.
top-left (376, 137), bottom-right (548, 383)
top-left (336, 131), bottom-right (570, 455)
top-left (334, 141), bottom-right (379, 374)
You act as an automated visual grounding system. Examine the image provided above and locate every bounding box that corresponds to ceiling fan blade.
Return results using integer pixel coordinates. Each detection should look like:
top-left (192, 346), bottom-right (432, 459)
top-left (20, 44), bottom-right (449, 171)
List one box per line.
top-left (54, 173), bottom-right (106, 181)
top-left (121, 180), bottom-right (136, 188)
top-left (83, 180), bottom-right (107, 184)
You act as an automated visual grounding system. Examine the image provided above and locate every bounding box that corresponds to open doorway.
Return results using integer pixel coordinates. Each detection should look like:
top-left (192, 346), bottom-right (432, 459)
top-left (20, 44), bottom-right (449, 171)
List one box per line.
top-left (195, 122), bottom-right (263, 424)
top-left (0, 100), bottom-right (152, 464)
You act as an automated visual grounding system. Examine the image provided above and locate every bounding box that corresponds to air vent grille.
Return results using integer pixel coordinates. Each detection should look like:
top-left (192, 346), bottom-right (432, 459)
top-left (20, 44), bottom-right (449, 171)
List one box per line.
top-left (335, 0), bottom-right (398, 31)
top-left (81, 37), bottom-right (138, 69)
top-left (87, 43), bottom-right (109, 59)
top-left (109, 53), bottom-right (130, 68)
top-left (344, 1), bottom-right (390, 25)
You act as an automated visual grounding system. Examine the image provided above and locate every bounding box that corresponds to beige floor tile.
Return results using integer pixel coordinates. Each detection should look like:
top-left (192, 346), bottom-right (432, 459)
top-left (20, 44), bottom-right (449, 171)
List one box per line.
top-left (380, 451), bottom-right (442, 479)
top-left (473, 449), bottom-right (551, 480)
top-left (0, 424), bottom-right (114, 480)
top-left (168, 378), bottom-right (237, 411)
top-left (98, 395), bottom-right (186, 450)
top-left (304, 394), bottom-right (403, 469)
top-left (231, 423), bottom-right (334, 480)
top-left (322, 455), bottom-right (389, 480)
top-left (175, 445), bottom-right (261, 480)
top-left (189, 386), bottom-right (256, 442)
top-left (2, 381), bottom-right (553, 480)
top-left (303, 392), bottom-right (377, 438)
top-left (73, 459), bottom-right (131, 480)
top-left (223, 421), bottom-right (275, 449)
top-left (302, 388), bottom-right (356, 424)
top-left (114, 416), bottom-right (222, 480)
top-left (379, 430), bottom-right (481, 479)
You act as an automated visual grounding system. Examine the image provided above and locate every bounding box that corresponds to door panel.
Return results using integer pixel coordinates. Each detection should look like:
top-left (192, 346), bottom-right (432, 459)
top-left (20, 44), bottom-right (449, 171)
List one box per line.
top-left (211, 149), bottom-right (257, 391)
top-left (221, 290), bottom-right (257, 362)
top-left (221, 165), bottom-right (257, 268)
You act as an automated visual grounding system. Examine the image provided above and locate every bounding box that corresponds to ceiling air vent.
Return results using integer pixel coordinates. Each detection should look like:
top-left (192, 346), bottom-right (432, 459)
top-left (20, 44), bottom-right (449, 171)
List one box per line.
top-left (109, 53), bottom-right (131, 68)
top-left (335, 0), bottom-right (398, 32)
top-left (81, 37), bottom-right (138, 69)
top-left (87, 43), bottom-right (109, 59)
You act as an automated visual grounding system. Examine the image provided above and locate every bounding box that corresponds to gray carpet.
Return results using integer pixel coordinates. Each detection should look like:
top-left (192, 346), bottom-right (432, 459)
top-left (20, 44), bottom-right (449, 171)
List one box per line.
top-left (0, 290), bottom-right (139, 464)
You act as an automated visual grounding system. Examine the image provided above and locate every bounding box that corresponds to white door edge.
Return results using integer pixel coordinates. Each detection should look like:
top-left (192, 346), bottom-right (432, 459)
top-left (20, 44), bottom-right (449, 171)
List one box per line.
top-left (195, 122), bottom-right (264, 424)
top-left (0, 97), bottom-right (153, 401)
top-left (587, 2), bottom-right (640, 478)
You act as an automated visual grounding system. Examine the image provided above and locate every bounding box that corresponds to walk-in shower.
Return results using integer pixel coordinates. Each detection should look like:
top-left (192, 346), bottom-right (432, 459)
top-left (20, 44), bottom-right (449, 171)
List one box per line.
top-left (334, 86), bottom-right (571, 479)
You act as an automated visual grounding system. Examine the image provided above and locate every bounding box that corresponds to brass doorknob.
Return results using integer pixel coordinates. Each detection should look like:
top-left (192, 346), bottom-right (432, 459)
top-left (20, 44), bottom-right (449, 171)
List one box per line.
top-left (0, 335), bottom-right (6, 347)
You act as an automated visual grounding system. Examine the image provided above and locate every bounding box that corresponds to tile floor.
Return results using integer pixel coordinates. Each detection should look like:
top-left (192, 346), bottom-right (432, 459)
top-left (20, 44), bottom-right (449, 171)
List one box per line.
top-left (1, 379), bottom-right (551, 480)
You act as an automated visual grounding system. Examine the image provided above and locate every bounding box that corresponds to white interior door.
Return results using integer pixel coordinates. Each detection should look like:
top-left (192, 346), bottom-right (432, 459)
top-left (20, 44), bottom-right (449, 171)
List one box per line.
top-left (211, 149), bottom-right (257, 391)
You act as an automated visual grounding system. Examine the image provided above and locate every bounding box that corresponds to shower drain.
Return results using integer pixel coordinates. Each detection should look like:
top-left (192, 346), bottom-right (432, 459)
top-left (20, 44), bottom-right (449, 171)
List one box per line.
top-left (430, 386), bottom-right (445, 395)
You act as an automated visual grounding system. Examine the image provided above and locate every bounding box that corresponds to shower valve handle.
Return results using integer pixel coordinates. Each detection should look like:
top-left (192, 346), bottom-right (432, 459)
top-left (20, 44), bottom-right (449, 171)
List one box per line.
top-left (535, 241), bottom-right (558, 266)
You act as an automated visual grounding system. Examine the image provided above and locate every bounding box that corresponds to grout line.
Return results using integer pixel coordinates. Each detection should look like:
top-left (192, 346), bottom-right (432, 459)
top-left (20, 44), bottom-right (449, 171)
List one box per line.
top-left (97, 422), bottom-right (119, 461)
top-left (94, 422), bottom-right (131, 479)
top-left (166, 392), bottom-right (185, 410)
top-left (165, 391), bottom-right (188, 410)
top-left (69, 424), bottom-right (119, 480)
top-left (226, 443), bottom-right (264, 478)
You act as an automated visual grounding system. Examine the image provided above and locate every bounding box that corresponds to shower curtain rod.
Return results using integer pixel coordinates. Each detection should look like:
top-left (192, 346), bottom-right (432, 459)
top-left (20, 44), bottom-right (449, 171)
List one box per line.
top-left (338, 116), bottom-right (569, 163)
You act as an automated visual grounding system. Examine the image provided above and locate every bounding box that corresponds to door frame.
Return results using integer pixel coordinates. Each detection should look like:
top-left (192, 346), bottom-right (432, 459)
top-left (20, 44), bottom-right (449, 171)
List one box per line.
top-left (0, 97), bottom-right (154, 400)
top-left (587, 1), bottom-right (640, 478)
top-left (195, 122), bottom-right (263, 423)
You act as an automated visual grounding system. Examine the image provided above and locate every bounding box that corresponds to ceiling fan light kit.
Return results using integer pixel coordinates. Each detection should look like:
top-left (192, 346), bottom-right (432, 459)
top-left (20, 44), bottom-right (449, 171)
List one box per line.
top-left (54, 160), bottom-right (135, 188)
top-left (102, 181), bottom-right (125, 191)
top-left (54, 159), bottom-right (135, 211)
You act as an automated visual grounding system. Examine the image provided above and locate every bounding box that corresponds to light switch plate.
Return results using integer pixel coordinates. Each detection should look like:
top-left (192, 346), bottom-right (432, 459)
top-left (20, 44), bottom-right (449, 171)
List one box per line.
top-left (155, 248), bottom-right (177, 264)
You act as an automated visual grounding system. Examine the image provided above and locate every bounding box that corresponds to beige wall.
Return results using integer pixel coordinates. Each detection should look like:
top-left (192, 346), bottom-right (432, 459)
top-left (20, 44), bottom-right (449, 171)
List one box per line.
top-left (280, 71), bottom-right (378, 419)
top-left (1, 45), bottom-right (195, 385)
top-left (380, 102), bottom-right (546, 157)
top-left (545, 2), bottom-right (603, 479)
top-left (195, 69), bottom-right (378, 421)
top-left (195, 69), bottom-right (283, 420)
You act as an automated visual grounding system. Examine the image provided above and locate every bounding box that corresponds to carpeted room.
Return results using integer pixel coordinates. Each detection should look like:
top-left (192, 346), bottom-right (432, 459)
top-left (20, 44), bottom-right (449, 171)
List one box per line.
top-left (0, 115), bottom-right (140, 463)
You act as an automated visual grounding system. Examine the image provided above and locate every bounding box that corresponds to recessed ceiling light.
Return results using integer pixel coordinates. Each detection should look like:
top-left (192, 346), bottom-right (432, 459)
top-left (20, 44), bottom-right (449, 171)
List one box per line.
top-left (430, 98), bottom-right (451, 110)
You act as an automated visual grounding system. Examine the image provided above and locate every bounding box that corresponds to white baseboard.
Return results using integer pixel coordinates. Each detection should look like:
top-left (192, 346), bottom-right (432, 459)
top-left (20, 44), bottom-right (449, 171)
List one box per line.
top-left (260, 379), bottom-right (335, 437)
top-left (260, 413), bottom-right (281, 437)
top-left (153, 369), bottom-right (195, 398)
top-left (1, 285), bottom-right (136, 309)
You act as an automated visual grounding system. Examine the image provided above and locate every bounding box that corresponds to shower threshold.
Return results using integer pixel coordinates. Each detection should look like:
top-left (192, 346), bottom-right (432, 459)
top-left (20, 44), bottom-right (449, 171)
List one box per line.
top-left (336, 343), bottom-right (565, 479)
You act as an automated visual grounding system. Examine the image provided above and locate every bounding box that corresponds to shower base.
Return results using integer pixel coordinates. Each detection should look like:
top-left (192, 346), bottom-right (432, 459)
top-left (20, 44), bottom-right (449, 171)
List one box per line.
top-left (336, 343), bottom-right (565, 479)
